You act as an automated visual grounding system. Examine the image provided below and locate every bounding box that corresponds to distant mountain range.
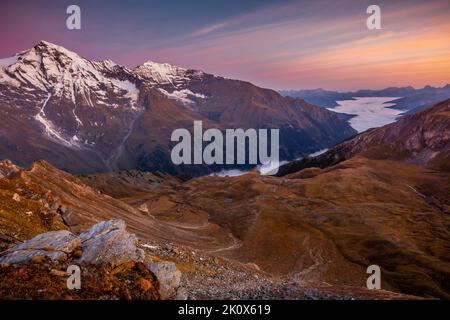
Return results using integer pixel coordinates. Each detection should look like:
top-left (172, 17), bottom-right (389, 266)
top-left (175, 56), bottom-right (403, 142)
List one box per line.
top-left (0, 41), bottom-right (356, 175)
top-left (276, 98), bottom-right (450, 176)
top-left (280, 85), bottom-right (450, 115)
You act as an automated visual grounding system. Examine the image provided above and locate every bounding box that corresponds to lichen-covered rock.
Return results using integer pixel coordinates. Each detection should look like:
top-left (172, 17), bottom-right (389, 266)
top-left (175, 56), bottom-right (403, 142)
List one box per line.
top-left (0, 221), bottom-right (144, 267)
top-left (0, 219), bottom-right (184, 300)
top-left (78, 220), bottom-right (145, 266)
top-left (147, 260), bottom-right (184, 299)
top-left (0, 230), bottom-right (80, 265)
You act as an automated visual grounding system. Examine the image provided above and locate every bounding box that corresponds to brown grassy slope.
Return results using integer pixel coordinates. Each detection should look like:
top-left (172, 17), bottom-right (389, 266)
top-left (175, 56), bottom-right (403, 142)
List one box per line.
top-left (121, 156), bottom-right (450, 298)
top-left (0, 163), bottom-right (68, 251)
top-left (0, 258), bottom-right (160, 300)
top-left (1, 160), bottom-right (235, 251)
top-left (2, 155), bottom-right (449, 298)
top-left (79, 170), bottom-right (180, 199)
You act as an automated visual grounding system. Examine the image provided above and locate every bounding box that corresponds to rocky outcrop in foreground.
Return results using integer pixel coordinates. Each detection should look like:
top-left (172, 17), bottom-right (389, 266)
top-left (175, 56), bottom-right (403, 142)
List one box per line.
top-left (0, 220), bottom-right (184, 300)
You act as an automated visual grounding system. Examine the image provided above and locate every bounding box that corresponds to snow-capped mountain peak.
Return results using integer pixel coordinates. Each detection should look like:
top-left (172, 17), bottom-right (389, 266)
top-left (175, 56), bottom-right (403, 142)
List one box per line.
top-left (0, 41), bottom-right (142, 152)
top-left (0, 40), bottom-right (140, 106)
top-left (134, 60), bottom-right (207, 105)
top-left (134, 60), bottom-right (192, 85)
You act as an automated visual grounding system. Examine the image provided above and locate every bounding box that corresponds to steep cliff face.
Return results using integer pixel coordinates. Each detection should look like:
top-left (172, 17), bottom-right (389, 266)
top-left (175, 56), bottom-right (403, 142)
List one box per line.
top-left (0, 41), bottom-right (356, 175)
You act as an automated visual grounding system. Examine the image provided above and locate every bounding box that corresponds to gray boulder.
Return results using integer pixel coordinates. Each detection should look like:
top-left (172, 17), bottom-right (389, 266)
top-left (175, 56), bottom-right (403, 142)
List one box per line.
top-left (147, 260), bottom-right (185, 299)
top-left (78, 219), bottom-right (145, 266)
top-left (0, 230), bottom-right (80, 265)
top-left (0, 219), bottom-right (184, 300)
top-left (0, 220), bottom-right (143, 267)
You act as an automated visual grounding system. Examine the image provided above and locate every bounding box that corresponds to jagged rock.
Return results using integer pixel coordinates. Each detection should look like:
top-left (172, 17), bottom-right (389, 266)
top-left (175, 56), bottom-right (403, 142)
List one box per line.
top-left (0, 221), bottom-right (144, 267)
top-left (78, 220), bottom-right (145, 266)
top-left (12, 193), bottom-right (21, 202)
top-left (0, 230), bottom-right (80, 265)
top-left (147, 260), bottom-right (185, 299)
